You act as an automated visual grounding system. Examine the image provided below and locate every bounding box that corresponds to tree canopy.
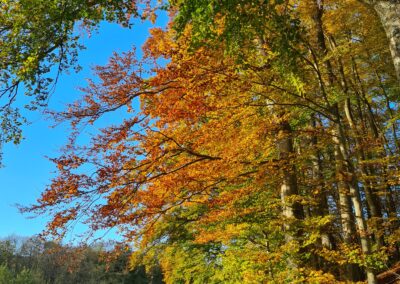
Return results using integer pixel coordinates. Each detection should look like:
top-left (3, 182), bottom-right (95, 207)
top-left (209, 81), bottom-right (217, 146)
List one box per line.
top-left (0, 0), bottom-right (156, 153)
top-left (11, 0), bottom-right (400, 283)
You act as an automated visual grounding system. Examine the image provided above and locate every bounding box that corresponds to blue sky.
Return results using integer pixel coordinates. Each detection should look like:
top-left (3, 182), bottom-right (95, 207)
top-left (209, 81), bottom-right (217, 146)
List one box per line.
top-left (0, 14), bottom-right (168, 238)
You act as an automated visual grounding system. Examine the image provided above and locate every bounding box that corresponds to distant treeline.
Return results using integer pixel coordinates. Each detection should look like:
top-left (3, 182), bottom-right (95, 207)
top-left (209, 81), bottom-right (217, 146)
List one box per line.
top-left (0, 236), bottom-right (163, 284)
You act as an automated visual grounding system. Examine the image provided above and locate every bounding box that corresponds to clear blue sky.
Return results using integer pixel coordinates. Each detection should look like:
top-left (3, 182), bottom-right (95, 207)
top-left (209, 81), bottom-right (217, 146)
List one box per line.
top-left (0, 15), bottom-right (167, 238)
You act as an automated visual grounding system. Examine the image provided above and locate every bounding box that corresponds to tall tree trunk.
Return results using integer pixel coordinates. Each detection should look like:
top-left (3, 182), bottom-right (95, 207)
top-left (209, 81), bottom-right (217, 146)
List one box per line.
top-left (277, 120), bottom-right (304, 269)
top-left (331, 120), bottom-right (361, 282)
top-left (310, 117), bottom-right (334, 249)
top-left (330, 38), bottom-right (384, 226)
top-left (371, 0), bottom-right (400, 81)
top-left (310, 1), bottom-right (367, 280)
top-left (278, 121), bottom-right (304, 220)
top-left (310, 2), bottom-right (378, 281)
top-left (333, 114), bottom-right (378, 284)
top-left (343, 98), bottom-right (382, 219)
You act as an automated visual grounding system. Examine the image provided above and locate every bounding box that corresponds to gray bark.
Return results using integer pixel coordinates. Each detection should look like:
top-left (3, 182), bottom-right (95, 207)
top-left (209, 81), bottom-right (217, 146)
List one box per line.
top-left (278, 122), bottom-right (303, 221)
top-left (333, 119), bottom-right (377, 284)
top-left (277, 121), bottom-right (304, 270)
top-left (372, 0), bottom-right (400, 81)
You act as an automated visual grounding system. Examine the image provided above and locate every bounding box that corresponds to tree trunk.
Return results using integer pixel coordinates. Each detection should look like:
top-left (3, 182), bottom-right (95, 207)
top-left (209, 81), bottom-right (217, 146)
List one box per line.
top-left (343, 98), bottom-right (383, 221)
top-left (332, 128), bottom-right (362, 281)
top-left (310, 3), bottom-right (379, 281)
top-left (310, 117), bottom-right (334, 252)
top-left (278, 120), bottom-right (304, 269)
top-left (278, 121), bottom-right (304, 219)
top-left (372, 0), bottom-right (400, 81)
top-left (333, 116), bottom-right (378, 284)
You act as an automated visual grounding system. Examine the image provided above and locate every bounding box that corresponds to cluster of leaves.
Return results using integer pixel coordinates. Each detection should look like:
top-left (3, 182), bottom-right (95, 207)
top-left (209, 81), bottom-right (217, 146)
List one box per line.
top-left (0, 235), bottom-right (163, 284)
top-left (0, 0), bottom-right (159, 159)
top-left (18, 0), bottom-right (400, 283)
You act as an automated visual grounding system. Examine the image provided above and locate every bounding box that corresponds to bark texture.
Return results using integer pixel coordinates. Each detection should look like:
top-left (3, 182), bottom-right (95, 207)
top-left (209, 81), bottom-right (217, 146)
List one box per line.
top-left (373, 0), bottom-right (400, 81)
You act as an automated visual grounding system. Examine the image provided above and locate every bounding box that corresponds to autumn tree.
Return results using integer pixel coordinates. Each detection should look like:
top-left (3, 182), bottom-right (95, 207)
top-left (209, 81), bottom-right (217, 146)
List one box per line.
top-left (0, 0), bottom-right (159, 156)
top-left (359, 0), bottom-right (400, 80)
top-left (21, 0), bottom-right (400, 283)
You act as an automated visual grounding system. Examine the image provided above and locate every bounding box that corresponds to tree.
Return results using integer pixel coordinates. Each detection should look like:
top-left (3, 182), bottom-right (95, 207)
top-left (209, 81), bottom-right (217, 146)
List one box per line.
top-left (0, 0), bottom-right (156, 156)
top-left (359, 0), bottom-right (400, 81)
top-left (22, 0), bottom-right (400, 283)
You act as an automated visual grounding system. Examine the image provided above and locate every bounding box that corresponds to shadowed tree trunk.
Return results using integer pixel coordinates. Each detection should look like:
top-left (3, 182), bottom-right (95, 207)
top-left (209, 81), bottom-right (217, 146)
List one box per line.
top-left (277, 120), bottom-right (304, 270)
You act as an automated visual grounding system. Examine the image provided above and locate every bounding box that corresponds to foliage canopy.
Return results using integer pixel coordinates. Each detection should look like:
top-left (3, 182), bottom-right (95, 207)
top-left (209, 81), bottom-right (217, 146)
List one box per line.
top-left (12, 0), bottom-right (400, 283)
